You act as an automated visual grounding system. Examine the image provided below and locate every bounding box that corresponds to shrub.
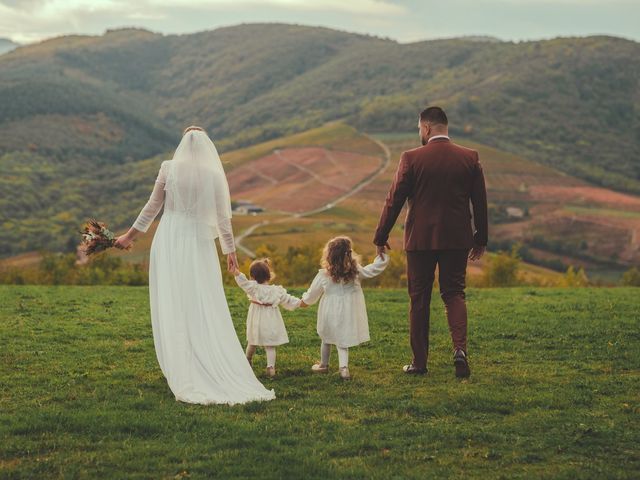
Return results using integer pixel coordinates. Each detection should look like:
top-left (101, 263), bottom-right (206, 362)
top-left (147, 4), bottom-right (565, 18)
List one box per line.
top-left (562, 266), bottom-right (590, 287)
top-left (621, 267), bottom-right (640, 286)
top-left (483, 245), bottom-right (521, 287)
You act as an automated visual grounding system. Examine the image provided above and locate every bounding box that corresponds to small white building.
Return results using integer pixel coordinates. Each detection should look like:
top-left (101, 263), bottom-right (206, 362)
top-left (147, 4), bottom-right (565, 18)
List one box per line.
top-left (506, 207), bottom-right (525, 219)
top-left (233, 203), bottom-right (264, 215)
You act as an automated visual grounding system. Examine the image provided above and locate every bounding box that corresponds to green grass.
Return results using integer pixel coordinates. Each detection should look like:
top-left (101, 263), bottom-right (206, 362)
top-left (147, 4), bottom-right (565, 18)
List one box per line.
top-left (1, 286), bottom-right (639, 479)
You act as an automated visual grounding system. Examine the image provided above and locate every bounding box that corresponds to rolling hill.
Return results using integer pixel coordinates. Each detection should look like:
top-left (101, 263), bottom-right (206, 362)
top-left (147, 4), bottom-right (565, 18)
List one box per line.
top-left (227, 147), bottom-right (383, 213)
top-left (2, 121), bottom-right (638, 282)
top-left (82, 122), bottom-right (638, 283)
top-left (220, 124), bottom-right (639, 280)
top-left (0, 122), bottom-right (562, 285)
top-left (2, 27), bottom-right (638, 192)
top-left (0, 24), bottom-right (639, 272)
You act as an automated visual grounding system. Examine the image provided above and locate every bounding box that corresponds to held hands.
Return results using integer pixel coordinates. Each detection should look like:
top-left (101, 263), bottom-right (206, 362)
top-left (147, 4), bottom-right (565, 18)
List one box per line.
top-left (376, 242), bottom-right (391, 257)
top-left (469, 245), bottom-right (486, 261)
top-left (227, 252), bottom-right (239, 274)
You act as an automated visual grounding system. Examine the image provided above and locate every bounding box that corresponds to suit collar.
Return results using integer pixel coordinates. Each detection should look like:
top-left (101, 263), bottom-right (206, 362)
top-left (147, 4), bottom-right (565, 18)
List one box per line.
top-left (428, 135), bottom-right (450, 144)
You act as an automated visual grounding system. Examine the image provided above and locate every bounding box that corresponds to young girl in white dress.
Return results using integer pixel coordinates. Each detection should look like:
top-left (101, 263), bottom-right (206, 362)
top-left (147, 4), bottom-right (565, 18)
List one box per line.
top-left (301, 236), bottom-right (389, 380)
top-left (233, 258), bottom-right (301, 378)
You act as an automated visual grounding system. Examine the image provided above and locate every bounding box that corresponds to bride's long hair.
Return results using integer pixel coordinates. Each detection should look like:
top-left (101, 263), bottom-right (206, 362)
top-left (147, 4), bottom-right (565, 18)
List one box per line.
top-left (321, 236), bottom-right (361, 283)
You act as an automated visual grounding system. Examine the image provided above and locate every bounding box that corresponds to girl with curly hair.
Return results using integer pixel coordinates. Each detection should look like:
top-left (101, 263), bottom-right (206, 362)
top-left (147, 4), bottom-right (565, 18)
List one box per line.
top-left (301, 236), bottom-right (389, 379)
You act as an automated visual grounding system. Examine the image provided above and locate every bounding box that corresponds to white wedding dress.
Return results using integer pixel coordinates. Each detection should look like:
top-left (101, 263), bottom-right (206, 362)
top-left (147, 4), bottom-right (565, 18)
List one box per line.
top-left (131, 130), bottom-right (275, 405)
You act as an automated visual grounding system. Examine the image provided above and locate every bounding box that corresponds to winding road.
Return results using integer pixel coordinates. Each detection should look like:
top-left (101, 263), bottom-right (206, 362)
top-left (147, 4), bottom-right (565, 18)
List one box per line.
top-left (234, 134), bottom-right (392, 258)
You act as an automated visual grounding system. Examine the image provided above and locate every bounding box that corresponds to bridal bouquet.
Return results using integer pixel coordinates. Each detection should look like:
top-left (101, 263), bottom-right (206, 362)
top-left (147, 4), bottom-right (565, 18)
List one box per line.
top-left (80, 219), bottom-right (117, 256)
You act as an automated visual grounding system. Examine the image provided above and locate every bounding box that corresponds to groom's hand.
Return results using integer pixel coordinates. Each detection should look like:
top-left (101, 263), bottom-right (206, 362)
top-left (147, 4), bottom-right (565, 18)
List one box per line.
top-left (376, 242), bottom-right (391, 257)
top-left (469, 246), bottom-right (486, 261)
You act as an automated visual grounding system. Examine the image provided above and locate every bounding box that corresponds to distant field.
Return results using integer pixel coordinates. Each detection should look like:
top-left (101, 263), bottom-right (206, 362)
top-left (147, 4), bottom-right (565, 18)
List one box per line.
top-left (564, 206), bottom-right (640, 219)
top-left (1, 285), bottom-right (638, 478)
top-left (221, 122), bottom-right (383, 169)
top-left (227, 147), bottom-right (382, 213)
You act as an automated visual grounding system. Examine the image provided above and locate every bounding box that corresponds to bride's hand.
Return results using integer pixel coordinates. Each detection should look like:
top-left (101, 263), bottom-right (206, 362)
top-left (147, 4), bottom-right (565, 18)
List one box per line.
top-left (227, 252), bottom-right (239, 273)
top-left (114, 234), bottom-right (133, 250)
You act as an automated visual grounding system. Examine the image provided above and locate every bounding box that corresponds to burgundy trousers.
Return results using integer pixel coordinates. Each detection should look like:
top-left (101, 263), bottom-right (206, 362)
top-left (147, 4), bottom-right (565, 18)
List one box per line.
top-left (406, 249), bottom-right (469, 370)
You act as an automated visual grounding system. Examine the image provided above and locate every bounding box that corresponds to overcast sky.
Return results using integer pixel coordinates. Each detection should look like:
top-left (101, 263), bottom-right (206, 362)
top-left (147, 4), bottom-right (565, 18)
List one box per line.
top-left (1, 0), bottom-right (639, 44)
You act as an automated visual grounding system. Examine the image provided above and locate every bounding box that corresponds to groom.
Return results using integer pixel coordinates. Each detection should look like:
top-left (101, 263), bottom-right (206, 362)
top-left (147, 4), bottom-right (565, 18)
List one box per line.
top-left (374, 106), bottom-right (488, 378)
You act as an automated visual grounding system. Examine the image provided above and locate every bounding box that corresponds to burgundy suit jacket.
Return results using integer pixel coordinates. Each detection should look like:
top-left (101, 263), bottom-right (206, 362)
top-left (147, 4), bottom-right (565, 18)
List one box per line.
top-left (374, 138), bottom-right (488, 251)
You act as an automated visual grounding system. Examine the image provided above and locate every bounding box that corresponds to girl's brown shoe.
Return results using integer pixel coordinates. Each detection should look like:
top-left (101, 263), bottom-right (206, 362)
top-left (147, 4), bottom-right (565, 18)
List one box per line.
top-left (311, 362), bottom-right (329, 373)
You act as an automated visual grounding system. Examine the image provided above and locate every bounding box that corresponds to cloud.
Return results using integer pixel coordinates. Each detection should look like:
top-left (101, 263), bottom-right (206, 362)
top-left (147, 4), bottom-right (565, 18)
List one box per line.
top-left (2, 0), bottom-right (404, 15)
top-left (254, 0), bottom-right (405, 15)
top-left (0, 0), bottom-right (637, 44)
top-left (493, 0), bottom-right (638, 3)
top-left (0, 0), bottom-right (46, 9)
top-left (0, 0), bottom-right (406, 42)
top-left (150, 0), bottom-right (406, 15)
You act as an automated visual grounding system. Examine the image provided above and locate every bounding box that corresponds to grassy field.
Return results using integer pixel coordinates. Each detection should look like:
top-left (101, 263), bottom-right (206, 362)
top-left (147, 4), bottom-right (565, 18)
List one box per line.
top-left (1, 285), bottom-right (639, 479)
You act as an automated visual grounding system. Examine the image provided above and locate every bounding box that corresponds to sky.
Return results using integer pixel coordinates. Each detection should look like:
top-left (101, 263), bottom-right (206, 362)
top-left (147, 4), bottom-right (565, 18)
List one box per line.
top-left (1, 0), bottom-right (639, 45)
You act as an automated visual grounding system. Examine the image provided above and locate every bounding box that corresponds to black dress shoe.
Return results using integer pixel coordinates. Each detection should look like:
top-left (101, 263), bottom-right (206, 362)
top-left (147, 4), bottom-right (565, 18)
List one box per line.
top-left (453, 349), bottom-right (471, 378)
top-left (403, 364), bottom-right (427, 375)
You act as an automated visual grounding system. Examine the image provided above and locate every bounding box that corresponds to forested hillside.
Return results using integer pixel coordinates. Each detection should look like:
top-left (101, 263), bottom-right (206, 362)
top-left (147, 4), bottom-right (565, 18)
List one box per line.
top-left (1, 24), bottom-right (639, 256)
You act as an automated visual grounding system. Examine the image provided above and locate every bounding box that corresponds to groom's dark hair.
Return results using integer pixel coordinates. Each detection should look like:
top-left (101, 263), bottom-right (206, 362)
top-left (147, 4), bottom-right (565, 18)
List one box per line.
top-left (420, 106), bottom-right (448, 126)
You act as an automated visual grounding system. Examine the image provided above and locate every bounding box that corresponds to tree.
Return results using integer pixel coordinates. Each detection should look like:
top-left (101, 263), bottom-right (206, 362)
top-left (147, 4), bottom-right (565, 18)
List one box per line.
top-left (621, 267), bottom-right (640, 286)
top-left (562, 266), bottom-right (590, 287)
top-left (483, 245), bottom-right (521, 287)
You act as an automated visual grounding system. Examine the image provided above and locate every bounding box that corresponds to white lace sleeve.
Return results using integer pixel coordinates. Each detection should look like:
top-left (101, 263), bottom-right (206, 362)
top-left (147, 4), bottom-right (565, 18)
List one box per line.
top-left (216, 217), bottom-right (236, 254)
top-left (301, 271), bottom-right (325, 305)
top-left (358, 254), bottom-right (390, 280)
top-left (212, 169), bottom-right (236, 254)
top-left (132, 162), bottom-right (167, 233)
top-left (234, 273), bottom-right (258, 298)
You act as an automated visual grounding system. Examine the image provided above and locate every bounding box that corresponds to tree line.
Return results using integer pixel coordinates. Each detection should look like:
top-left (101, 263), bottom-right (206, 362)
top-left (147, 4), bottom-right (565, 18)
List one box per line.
top-left (2, 244), bottom-right (638, 288)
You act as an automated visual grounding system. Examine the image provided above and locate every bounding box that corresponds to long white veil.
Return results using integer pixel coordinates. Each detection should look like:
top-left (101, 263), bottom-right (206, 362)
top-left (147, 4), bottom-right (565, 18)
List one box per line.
top-left (164, 130), bottom-right (232, 240)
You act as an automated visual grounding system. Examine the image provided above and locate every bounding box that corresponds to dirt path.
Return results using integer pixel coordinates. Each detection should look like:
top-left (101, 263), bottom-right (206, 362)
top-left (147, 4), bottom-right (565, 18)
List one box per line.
top-left (235, 220), bottom-right (271, 258)
top-left (234, 134), bottom-right (391, 258)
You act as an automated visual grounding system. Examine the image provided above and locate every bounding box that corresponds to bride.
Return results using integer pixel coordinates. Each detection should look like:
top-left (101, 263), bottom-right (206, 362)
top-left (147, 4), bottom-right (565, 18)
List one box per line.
top-left (115, 126), bottom-right (275, 405)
